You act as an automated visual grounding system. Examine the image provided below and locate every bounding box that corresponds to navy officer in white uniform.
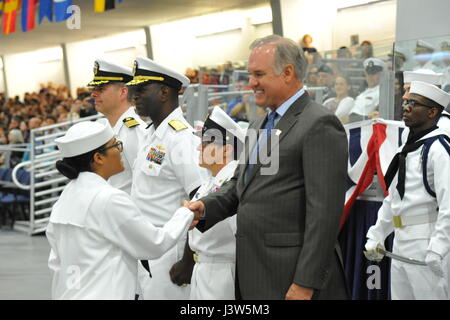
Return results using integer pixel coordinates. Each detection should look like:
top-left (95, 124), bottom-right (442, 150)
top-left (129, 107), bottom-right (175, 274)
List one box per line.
top-left (349, 58), bottom-right (386, 121)
top-left (127, 57), bottom-right (208, 300)
top-left (89, 59), bottom-right (146, 194)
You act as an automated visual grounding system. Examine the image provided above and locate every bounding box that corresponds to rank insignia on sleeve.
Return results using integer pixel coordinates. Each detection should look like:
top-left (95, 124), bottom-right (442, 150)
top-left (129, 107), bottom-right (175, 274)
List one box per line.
top-left (146, 146), bottom-right (166, 165)
top-left (168, 120), bottom-right (187, 131)
top-left (123, 117), bottom-right (139, 128)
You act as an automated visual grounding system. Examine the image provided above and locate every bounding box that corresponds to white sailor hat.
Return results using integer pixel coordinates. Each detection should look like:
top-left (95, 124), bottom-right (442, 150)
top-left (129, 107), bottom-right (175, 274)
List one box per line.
top-left (126, 57), bottom-right (190, 91)
top-left (415, 40), bottom-right (435, 53)
top-left (55, 119), bottom-right (114, 158)
top-left (195, 107), bottom-right (245, 145)
top-left (363, 58), bottom-right (386, 74)
top-left (403, 69), bottom-right (443, 85)
top-left (409, 81), bottom-right (450, 108)
top-left (87, 59), bottom-right (133, 87)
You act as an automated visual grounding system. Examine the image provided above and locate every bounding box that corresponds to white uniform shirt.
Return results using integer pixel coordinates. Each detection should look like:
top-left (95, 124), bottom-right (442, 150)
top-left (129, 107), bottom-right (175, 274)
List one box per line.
top-left (367, 128), bottom-right (450, 257)
top-left (350, 85), bottom-right (380, 116)
top-left (108, 107), bottom-right (146, 194)
top-left (46, 172), bottom-right (193, 300)
top-left (131, 107), bottom-right (207, 226)
top-left (189, 160), bottom-right (237, 259)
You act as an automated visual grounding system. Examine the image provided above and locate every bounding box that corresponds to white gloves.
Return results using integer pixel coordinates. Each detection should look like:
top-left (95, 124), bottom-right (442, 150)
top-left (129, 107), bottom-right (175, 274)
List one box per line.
top-left (364, 239), bottom-right (384, 262)
top-left (425, 251), bottom-right (444, 277)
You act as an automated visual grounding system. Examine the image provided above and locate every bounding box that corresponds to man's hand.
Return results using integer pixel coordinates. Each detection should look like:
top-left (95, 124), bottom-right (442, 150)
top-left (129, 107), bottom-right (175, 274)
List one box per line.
top-left (285, 283), bottom-right (314, 300)
top-left (169, 259), bottom-right (195, 286)
top-left (188, 200), bottom-right (206, 221)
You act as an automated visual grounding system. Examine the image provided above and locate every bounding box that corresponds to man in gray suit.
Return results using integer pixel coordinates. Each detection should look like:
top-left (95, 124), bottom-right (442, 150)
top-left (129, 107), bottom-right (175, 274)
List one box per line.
top-left (189, 35), bottom-right (349, 300)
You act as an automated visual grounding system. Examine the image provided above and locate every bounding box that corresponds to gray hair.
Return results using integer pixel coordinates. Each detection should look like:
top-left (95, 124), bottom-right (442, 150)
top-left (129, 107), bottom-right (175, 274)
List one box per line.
top-left (250, 35), bottom-right (308, 81)
top-left (8, 129), bottom-right (24, 144)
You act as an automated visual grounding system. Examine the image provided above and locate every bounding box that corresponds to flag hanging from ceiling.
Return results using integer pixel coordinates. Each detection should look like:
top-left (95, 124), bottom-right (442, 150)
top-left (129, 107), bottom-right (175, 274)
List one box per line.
top-left (54, 0), bottom-right (73, 22)
top-left (2, 0), bottom-right (19, 35)
top-left (39, 0), bottom-right (53, 23)
top-left (0, 1), bottom-right (4, 17)
top-left (21, 0), bottom-right (37, 32)
top-left (94, 0), bottom-right (115, 12)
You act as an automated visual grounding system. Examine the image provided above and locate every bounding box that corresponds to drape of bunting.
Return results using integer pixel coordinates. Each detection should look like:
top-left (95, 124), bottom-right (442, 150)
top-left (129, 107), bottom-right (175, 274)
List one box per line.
top-left (39, 0), bottom-right (53, 23)
top-left (94, 0), bottom-right (115, 12)
top-left (338, 119), bottom-right (404, 299)
top-left (2, 0), bottom-right (20, 35)
top-left (21, 0), bottom-right (37, 32)
top-left (54, 0), bottom-right (72, 22)
top-left (340, 119), bottom-right (406, 229)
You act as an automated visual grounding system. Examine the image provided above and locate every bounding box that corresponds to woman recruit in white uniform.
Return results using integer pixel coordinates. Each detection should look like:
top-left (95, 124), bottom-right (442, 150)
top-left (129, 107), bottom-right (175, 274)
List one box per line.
top-left (170, 106), bottom-right (245, 299)
top-left (46, 119), bottom-right (195, 299)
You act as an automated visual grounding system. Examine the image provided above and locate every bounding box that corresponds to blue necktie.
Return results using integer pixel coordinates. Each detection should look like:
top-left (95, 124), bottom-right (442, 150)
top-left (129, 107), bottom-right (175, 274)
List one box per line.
top-left (244, 111), bottom-right (277, 184)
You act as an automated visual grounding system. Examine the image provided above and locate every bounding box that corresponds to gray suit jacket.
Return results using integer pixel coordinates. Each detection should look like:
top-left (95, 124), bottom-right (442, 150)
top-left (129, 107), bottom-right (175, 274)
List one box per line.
top-left (197, 93), bottom-right (349, 299)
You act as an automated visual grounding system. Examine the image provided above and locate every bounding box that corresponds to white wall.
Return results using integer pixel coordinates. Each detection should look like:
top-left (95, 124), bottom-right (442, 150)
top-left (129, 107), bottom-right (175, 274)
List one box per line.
top-left (396, 0), bottom-right (450, 42)
top-left (333, 0), bottom-right (396, 49)
top-left (65, 30), bottom-right (147, 97)
top-left (151, 6), bottom-right (273, 73)
top-left (280, 0), bottom-right (337, 52)
top-left (280, 0), bottom-right (396, 53)
top-left (3, 47), bottom-right (65, 98)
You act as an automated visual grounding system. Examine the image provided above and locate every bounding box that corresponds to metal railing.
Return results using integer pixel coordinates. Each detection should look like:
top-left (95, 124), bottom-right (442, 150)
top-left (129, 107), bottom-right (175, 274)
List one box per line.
top-left (11, 114), bottom-right (102, 235)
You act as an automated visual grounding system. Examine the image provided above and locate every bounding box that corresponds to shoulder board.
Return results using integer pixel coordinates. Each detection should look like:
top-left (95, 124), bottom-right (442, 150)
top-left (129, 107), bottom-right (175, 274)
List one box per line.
top-left (168, 120), bottom-right (188, 131)
top-left (123, 117), bottom-right (140, 128)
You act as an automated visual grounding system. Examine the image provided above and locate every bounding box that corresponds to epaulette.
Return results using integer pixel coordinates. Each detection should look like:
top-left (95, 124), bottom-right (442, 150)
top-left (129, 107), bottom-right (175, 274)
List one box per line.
top-left (168, 120), bottom-right (188, 131)
top-left (123, 117), bottom-right (140, 128)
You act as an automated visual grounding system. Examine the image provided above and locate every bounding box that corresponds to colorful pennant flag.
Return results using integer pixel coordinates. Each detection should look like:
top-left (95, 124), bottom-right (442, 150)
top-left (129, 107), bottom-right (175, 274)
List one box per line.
top-left (94, 0), bottom-right (115, 12)
top-left (2, 0), bottom-right (19, 35)
top-left (39, 0), bottom-right (53, 23)
top-left (54, 0), bottom-right (73, 22)
top-left (21, 0), bottom-right (37, 32)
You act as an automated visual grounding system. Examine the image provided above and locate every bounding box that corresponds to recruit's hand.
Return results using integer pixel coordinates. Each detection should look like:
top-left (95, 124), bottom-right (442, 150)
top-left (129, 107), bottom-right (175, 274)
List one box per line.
top-left (188, 200), bottom-right (206, 221)
top-left (425, 251), bottom-right (444, 277)
top-left (181, 200), bottom-right (200, 230)
top-left (364, 239), bottom-right (384, 262)
top-left (285, 283), bottom-right (314, 300)
top-left (169, 259), bottom-right (195, 286)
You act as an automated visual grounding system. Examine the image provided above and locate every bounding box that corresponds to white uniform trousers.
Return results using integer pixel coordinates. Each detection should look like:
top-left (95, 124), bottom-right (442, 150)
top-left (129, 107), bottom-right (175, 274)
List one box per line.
top-left (190, 254), bottom-right (235, 300)
top-left (390, 238), bottom-right (449, 300)
top-left (137, 238), bottom-right (190, 300)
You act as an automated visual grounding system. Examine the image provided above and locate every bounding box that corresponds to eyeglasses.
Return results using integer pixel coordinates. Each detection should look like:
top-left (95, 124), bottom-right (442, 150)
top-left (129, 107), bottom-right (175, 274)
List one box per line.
top-left (100, 140), bottom-right (123, 153)
top-left (402, 99), bottom-right (437, 109)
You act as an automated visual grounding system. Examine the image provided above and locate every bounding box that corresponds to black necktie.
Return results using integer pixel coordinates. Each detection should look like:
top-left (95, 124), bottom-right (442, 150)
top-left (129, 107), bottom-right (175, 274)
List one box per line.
top-left (384, 126), bottom-right (438, 199)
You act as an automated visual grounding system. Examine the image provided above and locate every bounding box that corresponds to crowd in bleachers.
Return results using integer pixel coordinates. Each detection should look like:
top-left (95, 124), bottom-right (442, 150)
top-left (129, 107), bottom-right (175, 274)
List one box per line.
top-left (0, 84), bottom-right (97, 169)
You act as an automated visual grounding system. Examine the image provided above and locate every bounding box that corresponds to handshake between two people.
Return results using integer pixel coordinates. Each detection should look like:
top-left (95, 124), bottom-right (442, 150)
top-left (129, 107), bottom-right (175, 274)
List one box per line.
top-left (180, 200), bottom-right (205, 230)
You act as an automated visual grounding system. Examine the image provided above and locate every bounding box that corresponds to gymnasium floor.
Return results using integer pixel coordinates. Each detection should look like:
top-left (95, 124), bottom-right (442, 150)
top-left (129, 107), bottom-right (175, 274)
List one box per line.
top-left (0, 229), bottom-right (51, 300)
